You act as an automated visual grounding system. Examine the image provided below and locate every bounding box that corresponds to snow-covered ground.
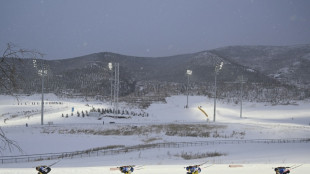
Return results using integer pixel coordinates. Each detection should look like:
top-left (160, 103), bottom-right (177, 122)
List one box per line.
top-left (0, 94), bottom-right (309, 173)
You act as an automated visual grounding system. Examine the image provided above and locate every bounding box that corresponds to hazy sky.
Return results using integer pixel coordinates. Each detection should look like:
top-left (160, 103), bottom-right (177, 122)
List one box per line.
top-left (1, 0), bottom-right (310, 59)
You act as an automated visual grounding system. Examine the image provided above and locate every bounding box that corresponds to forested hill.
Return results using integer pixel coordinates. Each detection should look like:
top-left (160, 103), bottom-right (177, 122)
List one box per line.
top-left (210, 44), bottom-right (310, 88)
top-left (5, 44), bottom-right (310, 104)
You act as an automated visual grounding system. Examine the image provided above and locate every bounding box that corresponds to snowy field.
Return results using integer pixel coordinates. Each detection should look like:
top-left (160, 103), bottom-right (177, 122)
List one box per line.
top-left (0, 94), bottom-right (309, 174)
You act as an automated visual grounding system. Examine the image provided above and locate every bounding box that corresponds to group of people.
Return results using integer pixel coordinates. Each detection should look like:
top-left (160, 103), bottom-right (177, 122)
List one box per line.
top-left (118, 165), bottom-right (202, 174)
top-left (35, 164), bottom-right (291, 174)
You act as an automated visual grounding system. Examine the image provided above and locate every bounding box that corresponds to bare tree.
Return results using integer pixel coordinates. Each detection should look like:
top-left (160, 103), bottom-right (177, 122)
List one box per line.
top-left (0, 127), bottom-right (23, 153)
top-left (0, 43), bottom-right (43, 154)
top-left (0, 42), bottom-right (44, 94)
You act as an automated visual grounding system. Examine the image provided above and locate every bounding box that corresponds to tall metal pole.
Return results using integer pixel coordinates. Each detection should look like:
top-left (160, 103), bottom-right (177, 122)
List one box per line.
top-left (41, 70), bottom-right (44, 125)
top-left (213, 62), bottom-right (223, 122)
top-left (116, 63), bottom-right (119, 114)
top-left (240, 75), bottom-right (243, 118)
top-left (110, 66), bottom-right (113, 106)
top-left (40, 62), bottom-right (45, 126)
top-left (225, 75), bottom-right (246, 118)
top-left (186, 73), bottom-right (189, 108)
top-left (110, 75), bottom-right (113, 106)
top-left (186, 70), bottom-right (192, 108)
top-left (213, 72), bottom-right (217, 122)
top-left (113, 64), bottom-right (116, 114)
top-left (33, 59), bottom-right (45, 125)
top-left (108, 63), bottom-right (113, 106)
top-left (113, 63), bottom-right (119, 115)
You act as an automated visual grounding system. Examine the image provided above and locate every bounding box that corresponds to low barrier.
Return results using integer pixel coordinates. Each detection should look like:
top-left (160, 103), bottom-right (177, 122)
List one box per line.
top-left (1, 138), bottom-right (309, 164)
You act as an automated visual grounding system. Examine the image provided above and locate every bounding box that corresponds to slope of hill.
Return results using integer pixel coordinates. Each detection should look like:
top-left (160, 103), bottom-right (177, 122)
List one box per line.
top-left (2, 45), bottom-right (310, 103)
top-left (210, 44), bottom-right (310, 88)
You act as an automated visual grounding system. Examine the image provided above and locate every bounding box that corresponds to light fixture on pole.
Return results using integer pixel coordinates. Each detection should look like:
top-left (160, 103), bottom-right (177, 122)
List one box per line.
top-left (186, 70), bottom-right (192, 108)
top-left (213, 61), bottom-right (223, 122)
top-left (109, 62), bottom-right (119, 115)
top-left (108, 62), bottom-right (113, 106)
top-left (33, 59), bottom-right (47, 125)
top-left (113, 63), bottom-right (119, 115)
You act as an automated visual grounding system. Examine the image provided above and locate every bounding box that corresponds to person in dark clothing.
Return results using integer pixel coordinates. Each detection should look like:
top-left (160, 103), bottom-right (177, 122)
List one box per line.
top-left (185, 165), bottom-right (201, 174)
top-left (275, 167), bottom-right (290, 174)
top-left (119, 166), bottom-right (134, 174)
top-left (35, 165), bottom-right (51, 174)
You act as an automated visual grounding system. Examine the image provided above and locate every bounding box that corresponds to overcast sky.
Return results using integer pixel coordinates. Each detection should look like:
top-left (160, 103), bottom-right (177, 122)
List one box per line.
top-left (1, 0), bottom-right (310, 59)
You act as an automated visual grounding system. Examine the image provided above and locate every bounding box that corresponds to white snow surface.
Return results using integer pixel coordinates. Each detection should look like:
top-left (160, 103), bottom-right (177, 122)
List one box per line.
top-left (0, 94), bottom-right (310, 173)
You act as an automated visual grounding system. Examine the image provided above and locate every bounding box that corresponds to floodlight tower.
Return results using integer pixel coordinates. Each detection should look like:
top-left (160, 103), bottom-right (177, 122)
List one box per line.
top-left (186, 70), bottom-right (192, 108)
top-left (213, 62), bottom-right (223, 122)
top-left (108, 62), bottom-right (120, 115)
top-left (108, 62), bottom-right (113, 106)
top-left (33, 59), bottom-right (48, 125)
top-left (111, 63), bottom-right (119, 115)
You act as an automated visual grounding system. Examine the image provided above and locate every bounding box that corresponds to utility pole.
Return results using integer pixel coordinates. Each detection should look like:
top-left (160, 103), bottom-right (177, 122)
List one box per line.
top-left (225, 75), bottom-right (247, 118)
top-left (238, 75), bottom-right (247, 118)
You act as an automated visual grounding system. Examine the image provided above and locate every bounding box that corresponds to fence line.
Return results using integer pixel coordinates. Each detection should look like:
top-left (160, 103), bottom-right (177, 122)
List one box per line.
top-left (1, 138), bottom-right (309, 164)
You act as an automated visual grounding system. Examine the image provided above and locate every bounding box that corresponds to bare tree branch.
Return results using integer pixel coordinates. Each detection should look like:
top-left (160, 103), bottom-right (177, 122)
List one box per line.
top-left (0, 43), bottom-right (43, 154)
top-left (0, 127), bottom-right (23, 154)
top-left (0, 43), bottom-right (44, 94)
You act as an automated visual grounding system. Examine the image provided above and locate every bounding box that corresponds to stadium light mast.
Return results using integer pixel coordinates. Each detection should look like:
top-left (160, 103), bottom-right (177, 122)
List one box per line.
top-left (108, 62), bottom-right (113, 106)
top-left (109, 62), bottom-right (119, 115)
top-left (113, 63), bottom-right (119, 115)
top-left (186, 70), bottom-right (192, 108)
top-left (33, 59), bottom-right (47, 125)
top-left (214, 61), bottom-right (223, 122)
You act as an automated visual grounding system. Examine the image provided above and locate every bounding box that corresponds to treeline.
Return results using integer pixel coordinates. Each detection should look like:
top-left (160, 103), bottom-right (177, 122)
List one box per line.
top-left (3, 56), bottom-right (309, 105)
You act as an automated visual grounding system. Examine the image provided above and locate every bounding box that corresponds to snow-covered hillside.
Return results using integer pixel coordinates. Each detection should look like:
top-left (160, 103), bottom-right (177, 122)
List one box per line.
top-left (0, 94), bottom-right (309, 174)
